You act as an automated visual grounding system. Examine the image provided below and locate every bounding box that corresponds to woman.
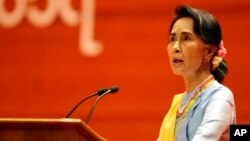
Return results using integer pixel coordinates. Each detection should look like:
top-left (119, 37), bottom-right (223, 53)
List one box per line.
top-left (158, 5), bottom-right (236, 141)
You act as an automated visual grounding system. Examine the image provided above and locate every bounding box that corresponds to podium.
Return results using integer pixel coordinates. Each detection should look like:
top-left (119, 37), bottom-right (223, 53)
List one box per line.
top-left (0, 118), bottom-right (106, 141)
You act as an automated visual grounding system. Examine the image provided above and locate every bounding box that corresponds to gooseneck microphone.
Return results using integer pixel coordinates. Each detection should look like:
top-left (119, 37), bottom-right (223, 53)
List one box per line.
top-left (85, 86), bottom-right (119, 124)
top-left (65, 88), bottom-right (109, 118)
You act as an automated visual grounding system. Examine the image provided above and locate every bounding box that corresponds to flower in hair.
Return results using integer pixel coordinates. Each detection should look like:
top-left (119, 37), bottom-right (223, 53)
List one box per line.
top-left (212, 56), bottom-right (222, 70)
top-left (212, 40), bottom-right (226, 70)
top-left (218, 40), bottom-right (227, 58)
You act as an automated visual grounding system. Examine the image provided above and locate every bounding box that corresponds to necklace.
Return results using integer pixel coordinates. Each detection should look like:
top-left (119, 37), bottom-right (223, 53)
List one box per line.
top-left (177, 75), bottom-right (215, 118)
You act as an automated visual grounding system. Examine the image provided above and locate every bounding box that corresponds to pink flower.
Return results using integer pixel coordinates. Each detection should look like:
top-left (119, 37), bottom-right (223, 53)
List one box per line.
top-left (218, 40), bottom-right (227, 58)
top-left (211, 40), bottom-right (227, 70)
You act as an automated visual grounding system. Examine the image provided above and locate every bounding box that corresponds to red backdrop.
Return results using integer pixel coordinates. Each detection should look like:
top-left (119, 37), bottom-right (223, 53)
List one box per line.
top-left (0, 0), bottom-right (250, 140)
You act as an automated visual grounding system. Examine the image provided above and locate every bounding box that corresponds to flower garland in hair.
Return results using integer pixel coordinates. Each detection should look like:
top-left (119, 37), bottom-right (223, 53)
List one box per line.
top-left (212, 40), bottom-right (227, 70)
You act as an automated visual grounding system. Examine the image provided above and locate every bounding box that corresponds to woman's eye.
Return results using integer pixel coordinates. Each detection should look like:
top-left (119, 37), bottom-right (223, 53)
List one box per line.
top-left (183, 35), bottom-right (191, 41)
top-left (169, 36), bottom-right (176, 42)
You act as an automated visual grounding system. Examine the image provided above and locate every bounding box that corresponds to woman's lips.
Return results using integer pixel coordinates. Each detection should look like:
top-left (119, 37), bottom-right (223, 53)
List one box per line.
top-left (173, 59), bottom-right (184, 63)
top-left (172, 58), bottom-right (184, 68)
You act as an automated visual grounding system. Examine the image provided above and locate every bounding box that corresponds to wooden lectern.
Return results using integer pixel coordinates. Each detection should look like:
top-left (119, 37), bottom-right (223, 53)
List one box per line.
top-left (0, 118), bottom-right (106, 141)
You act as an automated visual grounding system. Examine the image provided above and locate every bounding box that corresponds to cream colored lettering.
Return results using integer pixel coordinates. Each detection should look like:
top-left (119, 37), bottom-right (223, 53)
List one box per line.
top-left (27, 0), bottom-right (57, 27)
top-left (79, 0), bottom-right (102, 57)
top-left (0, 0), bottom-right (102, 57)
top-left (59, 0), bottom-right (79, 27)
top-left (0, 0), bottom-right (26, 28)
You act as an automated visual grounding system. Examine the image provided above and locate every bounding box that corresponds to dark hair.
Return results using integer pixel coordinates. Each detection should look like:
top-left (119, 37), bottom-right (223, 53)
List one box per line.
top-left (169, 5), bottom-right (228, 83)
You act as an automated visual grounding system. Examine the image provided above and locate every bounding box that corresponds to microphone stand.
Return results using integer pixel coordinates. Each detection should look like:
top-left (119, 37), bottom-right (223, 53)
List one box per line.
top-left (65, 88), bottom-right (108, 118)
top-left (85, 90), bottom-right (111, 124)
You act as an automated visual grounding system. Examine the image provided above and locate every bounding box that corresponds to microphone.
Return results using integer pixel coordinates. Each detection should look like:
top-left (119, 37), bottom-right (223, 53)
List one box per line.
top-left (85, 86), bottom-right (119, 124)
top-left (65, 88), bottom-right (109, 118)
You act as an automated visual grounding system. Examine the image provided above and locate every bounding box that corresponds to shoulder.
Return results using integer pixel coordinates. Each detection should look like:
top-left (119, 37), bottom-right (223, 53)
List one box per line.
top-left (206, 81), bottom-right (235, 105)
top-left (212, 81), bottom-right (234, 100)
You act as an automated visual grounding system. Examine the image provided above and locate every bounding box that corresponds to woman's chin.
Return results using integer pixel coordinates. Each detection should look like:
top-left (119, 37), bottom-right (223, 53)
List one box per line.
top-left (171, 69), bottom-right (184, 76)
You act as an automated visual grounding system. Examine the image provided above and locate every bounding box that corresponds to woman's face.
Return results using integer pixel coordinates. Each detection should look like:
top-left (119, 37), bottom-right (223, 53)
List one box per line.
top-left (167, 17), bottom-right (209, 77)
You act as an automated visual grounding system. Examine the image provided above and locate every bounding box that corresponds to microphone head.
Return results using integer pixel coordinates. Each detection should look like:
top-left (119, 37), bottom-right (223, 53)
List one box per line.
top-left (110, 86), bottom-right (119, 93)
top-left (97, 88), bottom-right (109, 95)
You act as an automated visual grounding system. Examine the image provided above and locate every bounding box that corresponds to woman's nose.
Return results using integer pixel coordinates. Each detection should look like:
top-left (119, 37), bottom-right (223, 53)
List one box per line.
top-left (172, 42), bottom-right (181, 53)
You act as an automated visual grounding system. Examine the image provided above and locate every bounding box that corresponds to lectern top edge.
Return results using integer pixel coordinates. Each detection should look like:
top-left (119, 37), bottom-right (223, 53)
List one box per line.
top-left (0, 118), bottom-right (107, 141)
top-left (0, 118), bottom-right (82, 124)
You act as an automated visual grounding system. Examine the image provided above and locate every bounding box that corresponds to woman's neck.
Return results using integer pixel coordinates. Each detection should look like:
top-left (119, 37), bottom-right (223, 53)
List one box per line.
top-left (183, 72), bottom-right (212, 92)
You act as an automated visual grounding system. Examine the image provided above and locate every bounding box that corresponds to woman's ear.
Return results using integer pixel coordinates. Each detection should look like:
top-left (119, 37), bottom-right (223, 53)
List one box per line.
top-left (204, 46), bottom-right (217, 63)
